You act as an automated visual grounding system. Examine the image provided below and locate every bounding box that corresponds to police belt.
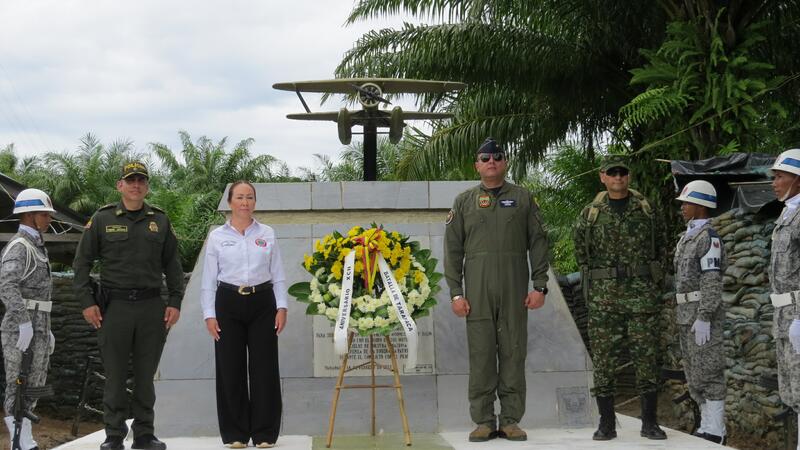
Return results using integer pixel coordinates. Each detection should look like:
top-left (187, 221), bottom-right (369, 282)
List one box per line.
top-left (588, 266), bottom-right (651, 280)
top-left (771, 291), bottom-right (800, 308)
top-left (105, 287), bottom-right (161, 302)
top-left (217, 281), bottom-right (272, 296)
top-left (675, 291), bottom-right (701, 304)
top-left (24, 299), bottom-right (52, 313)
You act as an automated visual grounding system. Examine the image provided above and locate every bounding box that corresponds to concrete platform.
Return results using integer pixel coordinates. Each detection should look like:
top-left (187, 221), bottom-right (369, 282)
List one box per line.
top-left (53, 415), bottom-right (733, 449)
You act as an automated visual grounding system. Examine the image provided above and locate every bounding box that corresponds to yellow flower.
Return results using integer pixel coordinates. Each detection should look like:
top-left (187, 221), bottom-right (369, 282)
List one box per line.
top-left (391, 231), bottom-right (401, 241)
top-left (331, 261), bottom-right (343, 280)
top-left (354, 260), bottom-right (363, 274)
top-left (348, 226), bottom-right (362, 237)
top-left (304, 254), bottom-right (314, 271)
top-left (394, 268), bottom-right (407, 281)
top-left (414, 270), bottom-right (425, 284)
top-left (315, 239), bottom-right (324, 253)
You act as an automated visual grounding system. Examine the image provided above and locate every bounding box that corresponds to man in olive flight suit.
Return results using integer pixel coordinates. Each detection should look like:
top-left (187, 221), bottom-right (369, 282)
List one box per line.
top-left (573, 155), bottom-right (666, 441)
top-left (73, 161), bottom-right (184, 450)
top-left (444, 138), bottom-right (549, 442)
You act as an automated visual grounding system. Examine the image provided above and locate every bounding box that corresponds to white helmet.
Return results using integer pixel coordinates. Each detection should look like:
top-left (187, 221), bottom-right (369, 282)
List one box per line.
top-left (770, 148), bottom-right (800, 177)
top-left (13, 188), bottom-right (56, 214)
top-left (676, 180), bottom-right (717, 209)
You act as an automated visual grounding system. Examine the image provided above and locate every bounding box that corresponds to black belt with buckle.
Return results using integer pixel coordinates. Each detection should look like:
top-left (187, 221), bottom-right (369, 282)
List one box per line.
top-left (105, 287), bottom-right (161, 301)
top-left (218, 281), bottom-right (272, 296)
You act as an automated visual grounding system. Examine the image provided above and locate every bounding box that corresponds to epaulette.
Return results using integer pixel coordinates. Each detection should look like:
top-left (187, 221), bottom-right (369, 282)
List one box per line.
top-left (98, 203), bottom-right (116, 211)
top-left (149, 205), bottom-right (165, 214)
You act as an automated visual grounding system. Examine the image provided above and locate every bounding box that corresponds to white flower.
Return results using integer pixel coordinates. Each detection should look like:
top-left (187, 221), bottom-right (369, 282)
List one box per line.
top-left (315, 268), bottom-right (326, 278)
top-left (387, 307), bottom-right (398, 323)
top-left (407, 289), bottom-right (424, 307)
top-left (310, 278), bottom-right (319, 291)
top-left (325, 308), bottom-right (339, 320)
top-left (317, 304), bottom-right (327, 314)
top-left (357, 317), bottom-right (374, 330)
top-left (420, 284), bottom-right (431, 298)
top-left (374, 316), bottom-right (389, 328)
top-left (311, 293), bottom-right (324, 304)
top-left (329, 283), bottom-right (341, 296)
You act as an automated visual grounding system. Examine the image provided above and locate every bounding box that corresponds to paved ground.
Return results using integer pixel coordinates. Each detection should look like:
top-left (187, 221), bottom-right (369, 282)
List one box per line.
top-left (53, 415), bottom-right (733, 449)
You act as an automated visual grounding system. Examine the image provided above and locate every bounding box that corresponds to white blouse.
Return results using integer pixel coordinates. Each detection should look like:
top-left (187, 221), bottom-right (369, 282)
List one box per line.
top-left (200, 219), bottom-right (288, 319)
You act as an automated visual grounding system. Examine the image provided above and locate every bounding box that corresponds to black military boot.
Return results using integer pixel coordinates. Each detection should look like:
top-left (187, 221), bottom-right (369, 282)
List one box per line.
top-left (592, 396), bottom-right (617, 440)
top-left (640, 391), bottom-right (667, 439)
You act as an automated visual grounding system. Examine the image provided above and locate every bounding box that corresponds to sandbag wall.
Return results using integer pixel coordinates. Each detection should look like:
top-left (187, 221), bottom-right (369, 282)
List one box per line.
top-left (664, 209), bottom-right (786, 446)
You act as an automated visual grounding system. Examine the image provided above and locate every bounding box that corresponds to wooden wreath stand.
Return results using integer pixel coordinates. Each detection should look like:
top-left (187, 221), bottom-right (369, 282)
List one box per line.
top-left (326, 332), bottom-right (412, 447)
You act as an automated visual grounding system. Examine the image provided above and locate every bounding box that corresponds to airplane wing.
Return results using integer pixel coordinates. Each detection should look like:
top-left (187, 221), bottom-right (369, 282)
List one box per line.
top-left (286, 112), bottom-right (339, 121)
top-left (273, 78), bottom-right (466, 94)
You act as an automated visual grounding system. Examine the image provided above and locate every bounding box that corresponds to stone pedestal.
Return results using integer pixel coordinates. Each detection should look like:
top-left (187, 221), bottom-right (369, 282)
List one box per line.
top-left (154, 181), bottom-right (594, 437)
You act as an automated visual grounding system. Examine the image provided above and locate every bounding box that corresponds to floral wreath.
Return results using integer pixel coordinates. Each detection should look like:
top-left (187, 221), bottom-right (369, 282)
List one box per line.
top-left (289, 224), bottom-right (442, 336)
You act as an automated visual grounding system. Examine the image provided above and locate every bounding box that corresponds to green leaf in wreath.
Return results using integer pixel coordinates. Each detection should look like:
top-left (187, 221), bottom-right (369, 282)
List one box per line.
top-left (288, 282), bottom-right (311, 300)
top-left (422, 298), bottom-right (437, 309)
top-left (305, 303), bottom-right (319, 315)
top-left (428, 273), bottom-right (443, 285)
top-left (411, 309), bottom-right (430, 319)
top-left (416, 248), bottom-right (431, 260)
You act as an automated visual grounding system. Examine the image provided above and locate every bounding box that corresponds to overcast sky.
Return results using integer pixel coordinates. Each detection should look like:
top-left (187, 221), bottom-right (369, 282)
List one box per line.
top-left (0, 1), bottom-right (417, 174)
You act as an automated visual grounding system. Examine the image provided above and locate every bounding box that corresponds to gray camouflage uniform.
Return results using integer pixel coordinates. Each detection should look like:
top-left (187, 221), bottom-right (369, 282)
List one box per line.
top-left (770, 205), bottom-right (800, 411)
top-left (0, 230), bottom-right (53, 415)
top-left (673, 222), bottom-right (726, 403)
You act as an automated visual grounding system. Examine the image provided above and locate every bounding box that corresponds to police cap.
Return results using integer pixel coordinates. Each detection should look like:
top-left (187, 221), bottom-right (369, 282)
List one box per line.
top-left (121, 161), bottom-right (149, 179)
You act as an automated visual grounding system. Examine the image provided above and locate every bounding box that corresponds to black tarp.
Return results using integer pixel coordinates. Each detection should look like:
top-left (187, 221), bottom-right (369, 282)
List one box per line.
top-left (670, 153), bottom-right (777, 214)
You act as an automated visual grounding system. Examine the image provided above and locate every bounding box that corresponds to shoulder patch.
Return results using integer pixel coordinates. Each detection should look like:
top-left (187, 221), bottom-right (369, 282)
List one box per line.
top-left (150, 205), bottom-right (165, 214)
top-left (700, 236), bottom-right (722, 272)
top-left (98, 203), bottom-right (115, 211)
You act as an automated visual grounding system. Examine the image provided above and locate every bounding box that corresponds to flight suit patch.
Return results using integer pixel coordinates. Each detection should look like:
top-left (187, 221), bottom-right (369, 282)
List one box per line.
top-left (148, 221), bottom-right (159, 233)
top-left (478, 194), bottom-right (491, 208)
top-left (105, 225), bottom-right (128, 233)
top-left (445, 209), bottom-right (454, 225)
top-left (255, 238), bottom-right (268, 247)
top-left (499, 199), bottom-right (516, 207)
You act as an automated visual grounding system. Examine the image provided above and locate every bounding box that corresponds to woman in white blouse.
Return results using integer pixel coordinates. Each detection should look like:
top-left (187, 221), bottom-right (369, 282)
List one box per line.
top-left (201, 181), bottom-right (288, 449)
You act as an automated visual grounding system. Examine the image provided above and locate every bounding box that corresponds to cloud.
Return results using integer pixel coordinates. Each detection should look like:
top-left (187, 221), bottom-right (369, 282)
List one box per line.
top-left (0, 0), bottom-right (420, 172)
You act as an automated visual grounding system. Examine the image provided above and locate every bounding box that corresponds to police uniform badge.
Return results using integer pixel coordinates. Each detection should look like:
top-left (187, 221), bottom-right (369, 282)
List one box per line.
top-left (149, 221), bottom-right (159, 233)
top-left (445, 209), bottom-right (454, 225)
top-left (478, 194), bottom-right (491, 208)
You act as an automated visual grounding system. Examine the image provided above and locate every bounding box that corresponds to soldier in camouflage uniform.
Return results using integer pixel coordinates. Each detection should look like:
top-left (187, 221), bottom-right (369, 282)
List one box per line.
top-left (673, 180), bottom-right (727, 444)
top-left (573, 155), bottom-right (667, 440)
top-left (445, 138), bottom-right (549, 442)
top-left (768, 148), bottom-right (800, 450)
top-left (1, 188), bottom-right (56, 450)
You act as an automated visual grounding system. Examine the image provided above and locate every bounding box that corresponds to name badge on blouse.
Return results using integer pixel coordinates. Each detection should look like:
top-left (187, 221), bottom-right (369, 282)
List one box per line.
top-left (255, 238), bottom-right (268, 248)
top-left (499, 199), bottom-right (516, 207)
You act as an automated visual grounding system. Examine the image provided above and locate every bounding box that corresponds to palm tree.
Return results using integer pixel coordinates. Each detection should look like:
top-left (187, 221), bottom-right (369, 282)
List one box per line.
top-left (337, 0), bottom-right (670, 179)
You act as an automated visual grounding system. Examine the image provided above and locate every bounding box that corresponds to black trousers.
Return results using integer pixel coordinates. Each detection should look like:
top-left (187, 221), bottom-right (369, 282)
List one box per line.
top-left (214, 286), bottom-right (282, 445)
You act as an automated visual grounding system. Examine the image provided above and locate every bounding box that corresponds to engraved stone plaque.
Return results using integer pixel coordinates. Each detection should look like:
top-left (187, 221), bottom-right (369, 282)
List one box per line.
top-left (556, 386), bottom-right (593, 427)
top-left (313, 315), bottom-right (435, 377)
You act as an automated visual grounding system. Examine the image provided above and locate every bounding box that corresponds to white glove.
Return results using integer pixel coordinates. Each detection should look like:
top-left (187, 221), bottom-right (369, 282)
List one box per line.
top-left (789, 319), bottom-right (800, 354)
top-left (48, 330), bottom-right (56, 355)
top-left (691, 319), bottom-right (711, 346)
top-left (16, 322), bottom-right (33, 351)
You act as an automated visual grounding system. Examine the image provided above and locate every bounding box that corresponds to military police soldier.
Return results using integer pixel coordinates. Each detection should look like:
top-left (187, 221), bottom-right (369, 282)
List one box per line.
top-left (573, 155), bottom-right (667, 440)
top-left (768, 148), bottom-right (800, 450)
top-left (73, 161), bottom-right (184, 450)
top-left (674, 180), bottom-right (727, 444)
top-left (1, 188), bottom-right (56, 450)
top-left (444, 138), bottom-right (549, 442)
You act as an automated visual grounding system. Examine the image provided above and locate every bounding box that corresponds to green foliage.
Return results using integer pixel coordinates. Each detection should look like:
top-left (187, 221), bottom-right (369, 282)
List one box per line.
top-left (522, 143), bottom-right (599, 274)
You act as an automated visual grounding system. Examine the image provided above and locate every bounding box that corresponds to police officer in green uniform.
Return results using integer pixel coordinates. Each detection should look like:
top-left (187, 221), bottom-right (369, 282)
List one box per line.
top-left (444, 138), bottom-right (549, 442)
top-left (73, 161), bottom-right (184, 450)
top-left (573, 155), bottom-right (666, 441)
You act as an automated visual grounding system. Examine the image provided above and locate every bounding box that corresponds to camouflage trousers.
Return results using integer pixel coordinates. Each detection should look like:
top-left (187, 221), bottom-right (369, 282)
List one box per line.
top-left (678, 324), bottom-right (725, 402)
top-left (588, 307), bottom-right (660, 397)
top-left (1, 326), bottom-right (51, 415)
top-left (776, 336), bottom-right (800, 412)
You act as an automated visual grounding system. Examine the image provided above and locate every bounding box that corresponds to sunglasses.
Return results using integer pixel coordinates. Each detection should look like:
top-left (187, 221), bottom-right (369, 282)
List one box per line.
top-left (478, 153), bottom-right (505, 163)
top-left (605, 168), bottom-right (629, 177)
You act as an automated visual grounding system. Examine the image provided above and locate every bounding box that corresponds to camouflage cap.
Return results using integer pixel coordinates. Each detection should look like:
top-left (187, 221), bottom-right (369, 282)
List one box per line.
top-left (477, 137), bottom-right (503, 154)
top-left (600, 155), bottom-right (629, 172)
top-left (121, 161), bottom-right (149, 179)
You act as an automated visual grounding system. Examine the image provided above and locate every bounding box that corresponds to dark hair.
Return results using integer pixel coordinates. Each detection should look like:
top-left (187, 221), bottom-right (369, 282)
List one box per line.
top-left (227, 181), bottom-right (257, 203)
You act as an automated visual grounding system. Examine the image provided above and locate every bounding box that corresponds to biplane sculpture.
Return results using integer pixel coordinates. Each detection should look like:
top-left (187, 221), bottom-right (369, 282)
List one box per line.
top-left (272, 78), bottom-right (466, 181)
